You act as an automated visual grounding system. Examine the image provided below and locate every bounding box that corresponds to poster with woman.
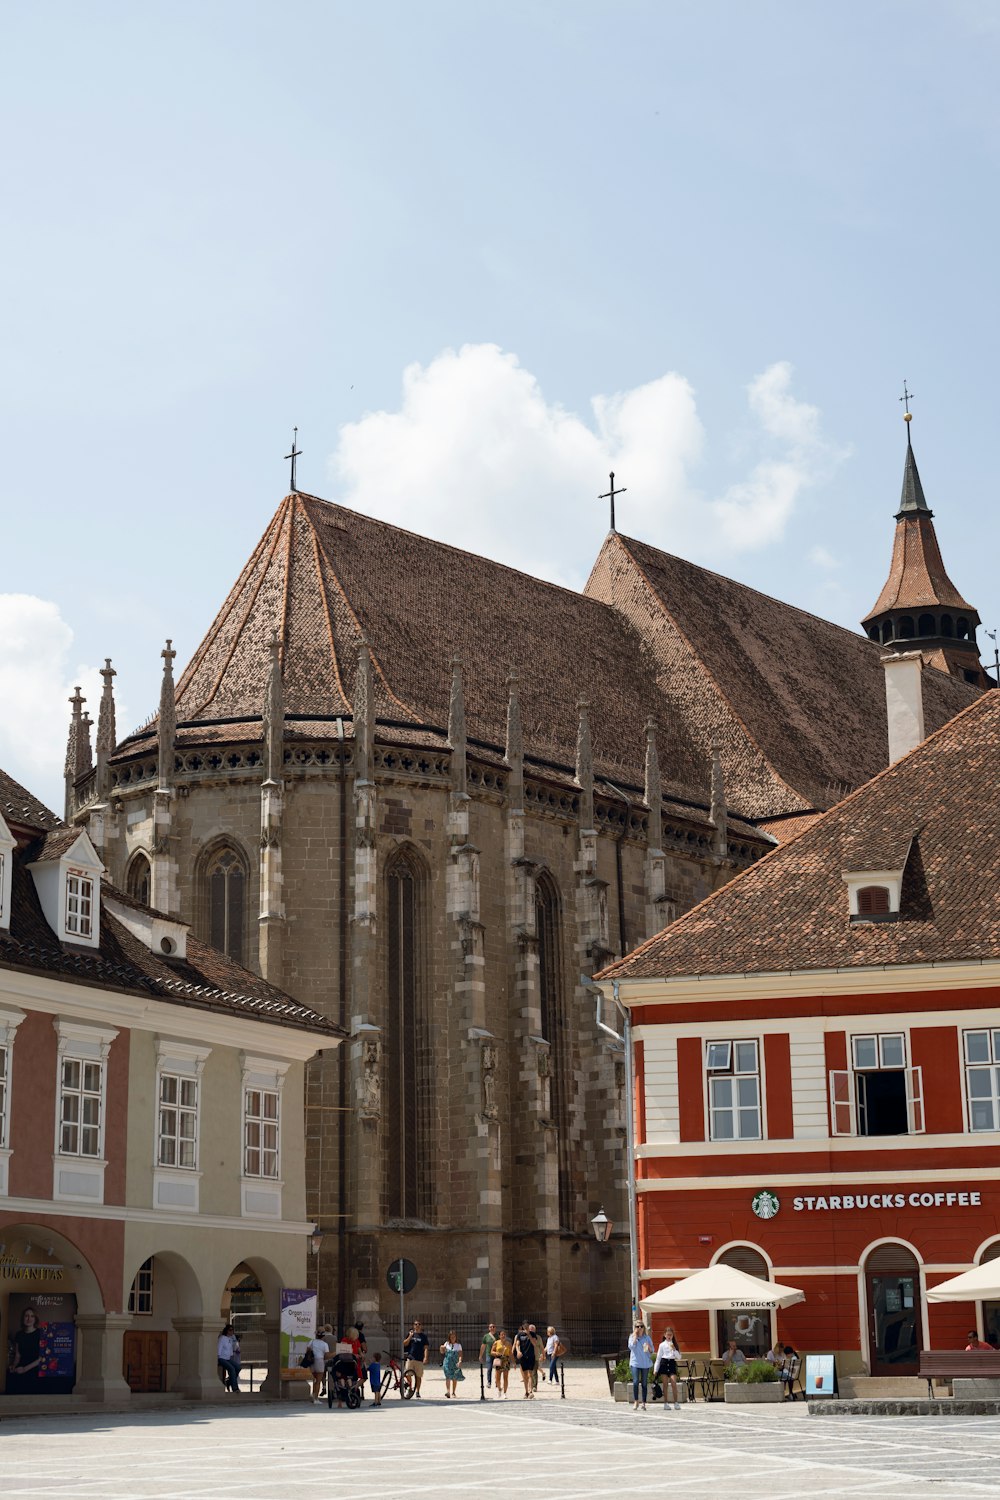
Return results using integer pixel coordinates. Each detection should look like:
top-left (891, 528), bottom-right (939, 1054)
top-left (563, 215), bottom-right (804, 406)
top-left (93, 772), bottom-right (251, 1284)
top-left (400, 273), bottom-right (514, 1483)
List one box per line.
top-left (5, 1294), bottom-right (77, 1395)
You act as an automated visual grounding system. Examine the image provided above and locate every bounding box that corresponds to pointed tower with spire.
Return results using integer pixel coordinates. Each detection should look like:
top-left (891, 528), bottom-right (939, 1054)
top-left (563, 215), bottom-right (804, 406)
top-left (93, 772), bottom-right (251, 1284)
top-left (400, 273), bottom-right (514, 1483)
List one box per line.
top-left (863, 408), bottom-right (990, 688)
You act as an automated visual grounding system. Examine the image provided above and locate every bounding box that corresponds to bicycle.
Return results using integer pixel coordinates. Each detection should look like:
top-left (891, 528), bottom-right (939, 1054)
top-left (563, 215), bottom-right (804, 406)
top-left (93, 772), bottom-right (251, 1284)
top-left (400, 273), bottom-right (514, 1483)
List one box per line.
top-left (380, 1354), bottom-right (416, 1400)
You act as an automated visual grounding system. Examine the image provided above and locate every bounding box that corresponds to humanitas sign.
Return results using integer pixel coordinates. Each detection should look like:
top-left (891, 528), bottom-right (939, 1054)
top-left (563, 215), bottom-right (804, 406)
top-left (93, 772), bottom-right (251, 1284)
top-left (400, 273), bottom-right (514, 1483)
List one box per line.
top-left (792, 1190), bottom-right (982, 1212)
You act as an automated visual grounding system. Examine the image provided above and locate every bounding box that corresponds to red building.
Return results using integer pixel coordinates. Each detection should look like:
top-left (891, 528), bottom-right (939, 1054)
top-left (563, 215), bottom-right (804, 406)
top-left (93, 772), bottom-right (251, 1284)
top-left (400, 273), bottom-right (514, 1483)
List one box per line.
top-left (599, 672), bottom-right (1000, 1378)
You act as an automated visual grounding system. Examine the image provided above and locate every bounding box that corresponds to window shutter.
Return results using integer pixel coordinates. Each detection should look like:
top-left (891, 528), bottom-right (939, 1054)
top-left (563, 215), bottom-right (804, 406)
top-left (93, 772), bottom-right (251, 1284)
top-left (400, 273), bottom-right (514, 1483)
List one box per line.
top-left (857, 886), bottom-right (890, 915)
top-left (906, 1065), bottom-right (925, 1134)
top-left (829, 1069), bottom-right (854, 1136)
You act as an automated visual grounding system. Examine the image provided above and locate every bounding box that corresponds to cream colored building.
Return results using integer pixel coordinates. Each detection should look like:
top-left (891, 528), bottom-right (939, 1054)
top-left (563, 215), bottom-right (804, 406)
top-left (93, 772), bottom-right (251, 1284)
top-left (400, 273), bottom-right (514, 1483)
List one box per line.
top-left (0, 765), bottom-right (340, 1403)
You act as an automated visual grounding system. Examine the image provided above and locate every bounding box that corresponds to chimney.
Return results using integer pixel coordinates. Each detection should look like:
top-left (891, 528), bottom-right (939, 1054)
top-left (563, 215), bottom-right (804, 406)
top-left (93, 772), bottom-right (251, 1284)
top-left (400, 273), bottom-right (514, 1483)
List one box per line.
top-left (883, 650), bottom-right (925, 764)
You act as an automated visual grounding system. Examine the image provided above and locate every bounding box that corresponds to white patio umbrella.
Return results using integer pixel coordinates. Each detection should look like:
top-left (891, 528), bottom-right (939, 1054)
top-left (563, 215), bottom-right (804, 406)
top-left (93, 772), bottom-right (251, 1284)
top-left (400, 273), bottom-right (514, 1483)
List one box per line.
top-left (640, 1263), bottom-right (805, 1313)
top-left (926, 1261), bottom-right (1000, 1303)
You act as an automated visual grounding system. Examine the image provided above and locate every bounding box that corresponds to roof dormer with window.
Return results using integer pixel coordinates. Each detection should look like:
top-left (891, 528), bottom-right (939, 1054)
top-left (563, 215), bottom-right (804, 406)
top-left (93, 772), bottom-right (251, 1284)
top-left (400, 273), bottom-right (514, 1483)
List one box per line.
top-left (27, 828), bottom-right (105, 949)
top-left (842, 869), bottom-right (903, 924)
top-left (0, 813), bottom-right (14, 932)
top-left (104, 894), bottom-right (188, 959)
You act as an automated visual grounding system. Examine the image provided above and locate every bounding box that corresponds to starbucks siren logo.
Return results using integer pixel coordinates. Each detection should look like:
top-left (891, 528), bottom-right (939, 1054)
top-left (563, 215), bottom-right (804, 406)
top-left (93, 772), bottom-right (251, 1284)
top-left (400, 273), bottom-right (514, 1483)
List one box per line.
top-left (752, 1189), bottom-right (780, 1220)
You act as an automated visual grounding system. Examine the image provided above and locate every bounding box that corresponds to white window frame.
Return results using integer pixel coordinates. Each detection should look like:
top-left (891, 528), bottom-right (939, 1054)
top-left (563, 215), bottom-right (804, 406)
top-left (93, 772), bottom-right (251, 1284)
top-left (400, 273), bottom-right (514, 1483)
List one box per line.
top-left (964, 1029), bottom-right (1000, 1133)
top-left (51, 1018), bottom-right (117, 1203)
top-left (152, 1039), bottom-right (210, 1213)
top-left (64, 871), bottom-right (95, 939)
top-left (157, 1071), bottom-right (200, 1170)
top-left (244, 1086), bottom-right (280, 1180)
top-left (59, 1054), bottom-right (104, 1158)
top-left (830, 1030), bottom-right (923, 1138)
top-left (706, 1038), bottom-right (761, 1142)
top-left (240, 1054), bottom-right (289, 1218)
top-left (0, 1006), bottom-right (25, 1195)
top-left (128, 1257), bottom-right (154, 1316)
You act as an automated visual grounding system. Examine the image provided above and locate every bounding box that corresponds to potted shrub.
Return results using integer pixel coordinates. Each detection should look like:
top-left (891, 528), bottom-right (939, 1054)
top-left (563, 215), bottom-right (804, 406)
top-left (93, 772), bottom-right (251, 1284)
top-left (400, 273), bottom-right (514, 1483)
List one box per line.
top-left (612, 1357), bottom-right (631, 1401)
top-left (723, 1359), bottom-right (783, 1404)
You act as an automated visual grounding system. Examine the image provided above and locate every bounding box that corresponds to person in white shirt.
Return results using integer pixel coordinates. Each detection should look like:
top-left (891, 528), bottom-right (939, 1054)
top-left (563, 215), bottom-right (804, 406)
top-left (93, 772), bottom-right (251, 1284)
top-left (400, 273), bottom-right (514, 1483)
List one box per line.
top-left (655, 1326), bottom-right (682, 1409)
top-left (306, 1333), bottom-right (331, 1403)
top-left (217, 1324), bottom-right (241, 1392)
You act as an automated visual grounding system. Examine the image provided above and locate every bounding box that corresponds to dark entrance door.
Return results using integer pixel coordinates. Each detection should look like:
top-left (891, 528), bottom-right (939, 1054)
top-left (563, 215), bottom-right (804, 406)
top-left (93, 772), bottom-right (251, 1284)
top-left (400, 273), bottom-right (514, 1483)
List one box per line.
top-left (123, 1331), bottom-right (167, 1392)
top-left (865, 1246), bottom-right (920, 1375)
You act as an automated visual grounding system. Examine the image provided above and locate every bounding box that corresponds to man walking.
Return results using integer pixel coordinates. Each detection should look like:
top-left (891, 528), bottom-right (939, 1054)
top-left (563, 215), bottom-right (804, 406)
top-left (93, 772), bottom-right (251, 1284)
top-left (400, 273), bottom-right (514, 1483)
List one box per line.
top-left (402, 1318), bottom-right (429, 1398)
top-left (528, 1325), bottom-right (544, 1389)
top-left (479, 1322), bottom-right (497, 1389)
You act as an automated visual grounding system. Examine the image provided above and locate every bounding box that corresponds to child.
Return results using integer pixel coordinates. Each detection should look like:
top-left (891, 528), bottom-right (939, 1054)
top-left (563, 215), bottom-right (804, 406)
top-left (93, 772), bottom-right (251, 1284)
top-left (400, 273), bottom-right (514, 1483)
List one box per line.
top-left (369, 1350), bottom-right (383, 1406)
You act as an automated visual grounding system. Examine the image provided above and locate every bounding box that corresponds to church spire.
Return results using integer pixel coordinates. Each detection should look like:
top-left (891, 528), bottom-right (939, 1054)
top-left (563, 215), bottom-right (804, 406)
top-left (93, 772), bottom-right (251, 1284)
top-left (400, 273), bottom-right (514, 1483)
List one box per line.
top-left (448, 658), bottom-right (467, 796)
top-left (95, 659), bottom-right (117, 797)
top-left (157, 640), bottom-right (177, 791)
top-left (505, 668), bottom-right (524, 811)
top-left (263, 629), bottom-right (284, 783)
top-left (862, 413), bottom-right (989, 689)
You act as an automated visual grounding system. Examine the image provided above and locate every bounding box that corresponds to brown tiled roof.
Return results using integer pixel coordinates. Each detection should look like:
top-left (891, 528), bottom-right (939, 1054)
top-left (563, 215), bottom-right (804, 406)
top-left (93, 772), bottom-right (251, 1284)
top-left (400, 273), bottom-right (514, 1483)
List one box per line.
top-left (599, 686), bottom-right (1000, 981)
top-left (0, 769), bottom-right (61, 834)
top-left (30, 826), bottom-right (88, 863)
top-left (586, 532), bottom-right (978, 818)
top-left (113, 493), bottom-right (978, 822)
top-left (0, 831), bottom-right (341, 1038)
top-left (864, 514), bottom-right (976, 619)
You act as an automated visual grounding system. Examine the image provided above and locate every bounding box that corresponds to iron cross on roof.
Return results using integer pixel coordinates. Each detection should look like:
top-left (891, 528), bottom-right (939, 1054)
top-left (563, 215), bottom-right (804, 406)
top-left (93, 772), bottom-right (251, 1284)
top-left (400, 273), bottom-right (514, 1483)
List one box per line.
top-left (285, 427), bottom-right (303, 492)
top-left (900, 380), bottom-right (915, 420)
top-left (599, 471), bottom-right (627, 531)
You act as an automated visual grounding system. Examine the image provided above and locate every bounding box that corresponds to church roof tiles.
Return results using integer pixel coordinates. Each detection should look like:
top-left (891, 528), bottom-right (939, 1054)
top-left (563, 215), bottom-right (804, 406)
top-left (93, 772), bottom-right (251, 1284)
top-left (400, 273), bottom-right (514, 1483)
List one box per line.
top-left (114, 492), bottom-right (978, 823)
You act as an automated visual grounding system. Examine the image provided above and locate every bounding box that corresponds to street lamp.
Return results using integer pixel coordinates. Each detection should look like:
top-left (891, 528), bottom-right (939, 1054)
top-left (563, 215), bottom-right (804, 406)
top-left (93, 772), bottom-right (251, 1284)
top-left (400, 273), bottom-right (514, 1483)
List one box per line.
top-left (309, 1226), bottom-right (324, 1257)
top-left (591, 1208), bottom-right (613, 1244)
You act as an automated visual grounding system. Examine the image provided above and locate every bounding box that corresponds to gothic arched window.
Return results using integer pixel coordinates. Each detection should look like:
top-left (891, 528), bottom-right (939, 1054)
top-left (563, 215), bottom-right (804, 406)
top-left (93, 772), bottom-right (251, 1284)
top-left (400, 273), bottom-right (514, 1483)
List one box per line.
top-left (206, 846), bottom-right (247, 964)
top-left (535, 873), bottom-right (572, 1228)
top-left (126, 851), bottom-right (151, 907)
top-left (386, 849), bottom-right (430, 1221)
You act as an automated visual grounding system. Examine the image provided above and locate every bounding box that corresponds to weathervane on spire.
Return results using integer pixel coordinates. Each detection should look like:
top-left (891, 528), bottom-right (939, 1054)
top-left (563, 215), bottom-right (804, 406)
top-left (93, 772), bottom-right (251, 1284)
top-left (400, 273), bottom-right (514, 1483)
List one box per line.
top-left (599, 471), bottom-right (627, 531)
top-left (285, 427), bottom-right (302, 492)
top-left (899, 380), bottom-right (915, 423)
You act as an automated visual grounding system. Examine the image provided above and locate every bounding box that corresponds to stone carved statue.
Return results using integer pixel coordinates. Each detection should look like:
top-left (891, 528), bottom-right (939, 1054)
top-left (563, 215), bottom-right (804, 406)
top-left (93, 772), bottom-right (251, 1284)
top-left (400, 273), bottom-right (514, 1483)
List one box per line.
top-left (361, 1037), bottom-right (381, 1119)
top-left (482, 1041), bottom-right (498, 1120)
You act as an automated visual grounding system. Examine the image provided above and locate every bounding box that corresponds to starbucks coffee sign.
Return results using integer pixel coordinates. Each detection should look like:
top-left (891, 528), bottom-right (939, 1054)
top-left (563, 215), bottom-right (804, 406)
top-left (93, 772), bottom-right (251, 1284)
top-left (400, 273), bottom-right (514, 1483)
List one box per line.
top-left (751, 1189), bottom-right (780, 1219)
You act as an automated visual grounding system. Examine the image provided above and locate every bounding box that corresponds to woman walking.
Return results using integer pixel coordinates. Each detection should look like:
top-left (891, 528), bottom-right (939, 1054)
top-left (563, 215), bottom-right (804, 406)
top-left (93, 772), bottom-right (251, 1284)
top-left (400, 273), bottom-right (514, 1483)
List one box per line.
top-left (440, 1330), bottom-right (465, 1399)
top-left (491, 1328), bottom-right (512, 1397)
top-left (628, 1319), bottom-right (655, 1411)
top-left (544, 1326), bottom-right (561, 1384)
top-left (654, 1325), bottom-right (682, 1409)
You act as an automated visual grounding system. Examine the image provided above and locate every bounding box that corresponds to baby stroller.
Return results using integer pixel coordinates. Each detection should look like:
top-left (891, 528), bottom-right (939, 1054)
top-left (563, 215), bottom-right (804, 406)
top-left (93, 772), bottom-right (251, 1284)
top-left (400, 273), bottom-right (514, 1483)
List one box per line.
top-left (327, 1345), bottom-right (363, 1409)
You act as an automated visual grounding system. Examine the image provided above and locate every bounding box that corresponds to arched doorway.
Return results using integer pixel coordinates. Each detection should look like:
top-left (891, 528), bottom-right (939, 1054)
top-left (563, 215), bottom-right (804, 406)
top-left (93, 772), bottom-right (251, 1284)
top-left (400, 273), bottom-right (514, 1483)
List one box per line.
top-left (223, 1264), bottom-right (266, 1366)
top-left (121, 1248), bottom-right (202, 1394)
top-left (714, 1245), bottom-right (771, 1358)
top-left (978, 1241), bottom-right (1000, 1347)
top-left (0, 1224), bottom-right (103, 1396)
top-left (864, 1242), bottom-right (921, 1375)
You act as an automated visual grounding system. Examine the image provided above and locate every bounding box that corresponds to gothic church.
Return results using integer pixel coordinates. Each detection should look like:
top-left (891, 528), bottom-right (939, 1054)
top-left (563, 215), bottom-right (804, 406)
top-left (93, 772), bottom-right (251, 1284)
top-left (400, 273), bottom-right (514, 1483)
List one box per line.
top-left (64, 428), bottom-right (983, 1342)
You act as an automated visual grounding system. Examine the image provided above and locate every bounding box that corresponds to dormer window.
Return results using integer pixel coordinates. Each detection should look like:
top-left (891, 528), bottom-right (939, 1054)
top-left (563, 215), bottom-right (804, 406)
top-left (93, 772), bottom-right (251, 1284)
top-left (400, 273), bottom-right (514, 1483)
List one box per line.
top-left (857, 886), bottom-right (890, 917)
top-left (65, 871), bottom-right (95, 938)
top-left (843, 868), bottom-right (903, 924)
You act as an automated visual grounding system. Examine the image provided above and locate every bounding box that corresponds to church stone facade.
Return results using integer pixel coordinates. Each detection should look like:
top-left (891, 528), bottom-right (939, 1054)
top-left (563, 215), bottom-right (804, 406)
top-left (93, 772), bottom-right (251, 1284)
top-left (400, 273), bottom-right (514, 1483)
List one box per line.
top-left (64, 433), bottom-right (982, 1339)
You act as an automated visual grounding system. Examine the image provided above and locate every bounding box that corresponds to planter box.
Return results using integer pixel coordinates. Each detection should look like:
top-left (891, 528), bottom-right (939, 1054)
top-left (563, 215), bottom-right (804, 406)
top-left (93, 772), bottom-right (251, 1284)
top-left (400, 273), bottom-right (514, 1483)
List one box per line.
top-left (724, 1381), bottom-right (783, 1404)
top-left (613, 1382), bottom-right (630, 1402)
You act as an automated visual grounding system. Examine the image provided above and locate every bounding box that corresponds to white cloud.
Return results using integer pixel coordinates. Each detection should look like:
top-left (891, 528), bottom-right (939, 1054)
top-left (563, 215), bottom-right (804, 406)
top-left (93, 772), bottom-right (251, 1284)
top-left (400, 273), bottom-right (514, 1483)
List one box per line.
top-left (0, 595), bottom-right (106, 815)
top-left (330, 345), bottom-right (842, 582)
top-left (809, 544), bottom-right (840, 570)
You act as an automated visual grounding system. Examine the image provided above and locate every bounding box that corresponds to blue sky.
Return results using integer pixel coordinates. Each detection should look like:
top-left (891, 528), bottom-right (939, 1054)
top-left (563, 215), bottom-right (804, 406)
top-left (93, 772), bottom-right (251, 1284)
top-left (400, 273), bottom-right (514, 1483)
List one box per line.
top-left (2, 0), bottom-right (999, 809)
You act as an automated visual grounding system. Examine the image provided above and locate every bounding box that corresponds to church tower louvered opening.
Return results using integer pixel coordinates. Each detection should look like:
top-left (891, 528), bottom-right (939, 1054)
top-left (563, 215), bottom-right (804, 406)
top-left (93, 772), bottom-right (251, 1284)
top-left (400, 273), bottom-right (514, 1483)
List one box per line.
top-left (385, 846), bottom-right (432, 1222)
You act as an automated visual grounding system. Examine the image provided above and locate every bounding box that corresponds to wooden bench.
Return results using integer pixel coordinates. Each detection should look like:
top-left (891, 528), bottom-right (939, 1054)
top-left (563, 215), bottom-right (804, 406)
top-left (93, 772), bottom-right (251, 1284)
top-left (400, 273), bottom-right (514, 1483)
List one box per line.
top-left (919, 1349), bottom-right (1000, 1398)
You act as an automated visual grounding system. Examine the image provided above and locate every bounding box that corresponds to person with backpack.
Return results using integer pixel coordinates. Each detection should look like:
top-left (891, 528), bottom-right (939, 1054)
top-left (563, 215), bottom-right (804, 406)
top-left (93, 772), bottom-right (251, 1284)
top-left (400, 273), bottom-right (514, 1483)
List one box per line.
top-left (512, 1321), bottom-right (536, 1398)
top-left (303, 1329), bottom-right (331, 1403)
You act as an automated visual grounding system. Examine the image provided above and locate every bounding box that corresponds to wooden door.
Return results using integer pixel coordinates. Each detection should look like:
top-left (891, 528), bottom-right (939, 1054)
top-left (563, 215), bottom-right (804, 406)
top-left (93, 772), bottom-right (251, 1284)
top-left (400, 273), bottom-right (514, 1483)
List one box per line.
top-left (123, 1331), bottom-right (167, 1393)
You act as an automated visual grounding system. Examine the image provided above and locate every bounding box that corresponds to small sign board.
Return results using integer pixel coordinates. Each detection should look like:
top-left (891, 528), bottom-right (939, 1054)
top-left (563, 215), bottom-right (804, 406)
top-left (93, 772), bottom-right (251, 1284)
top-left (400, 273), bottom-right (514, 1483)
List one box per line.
top-left (386, 1258), bottom-right (418, 1295)
top-left (804, 1353), bottom-right (837, 1397)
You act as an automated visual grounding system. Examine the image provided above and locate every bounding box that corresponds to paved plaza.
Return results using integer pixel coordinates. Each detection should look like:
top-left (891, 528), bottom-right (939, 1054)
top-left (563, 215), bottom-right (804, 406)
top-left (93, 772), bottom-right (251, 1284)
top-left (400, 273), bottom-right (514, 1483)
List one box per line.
top-left (2, 1372), bottom-right (1000, 1499)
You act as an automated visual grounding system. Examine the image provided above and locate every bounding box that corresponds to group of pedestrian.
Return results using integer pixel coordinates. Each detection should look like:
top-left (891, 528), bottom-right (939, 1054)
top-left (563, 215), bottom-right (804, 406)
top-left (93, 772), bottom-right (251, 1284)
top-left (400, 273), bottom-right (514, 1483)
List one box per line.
top-left (478, 1321), bottom-right (564, 1398)
top-left (628, 1320), bottom-right (683, 1411)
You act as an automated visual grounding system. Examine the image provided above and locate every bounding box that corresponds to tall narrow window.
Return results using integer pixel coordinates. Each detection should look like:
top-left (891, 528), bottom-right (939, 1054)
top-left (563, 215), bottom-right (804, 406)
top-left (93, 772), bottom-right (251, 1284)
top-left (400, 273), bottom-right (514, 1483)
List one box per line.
top-left (964, 1030), bottom-right (1000, 1132)
top-left (60, 1057), bottom-right (103, 1157)
top-left (206, 847), bottom-right (246, 963)
top-left (244, 1087), bottom-right (280, 1178)
top-left (386, 851), bottom-right (429, 1221)
top-left (65, 873), bottom-right (94, 938)
top-left (707, 1039), bottom-right (761, 1141)
top-left (126, 852), bottom-right (151, 907)
top-left (157, 1072), bottom-right (199, 1168)
top-left (536, 874), bottom-right (572, 1227)
top-left (128, 1258), bottom-right (154, 1315)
